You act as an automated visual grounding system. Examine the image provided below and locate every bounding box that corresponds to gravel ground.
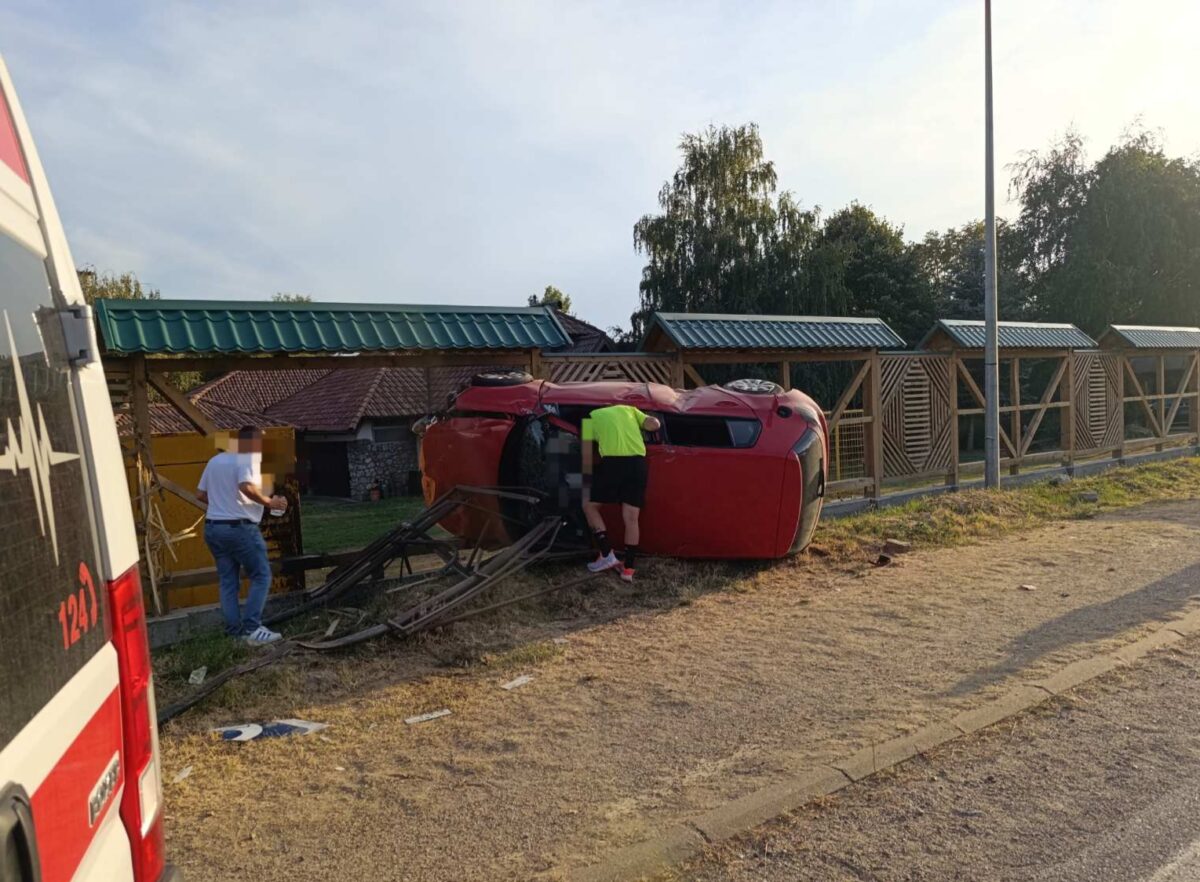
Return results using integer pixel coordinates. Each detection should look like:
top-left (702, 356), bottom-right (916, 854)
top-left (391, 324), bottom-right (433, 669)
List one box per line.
top-left (160, 500), bottom-right (1200, 881)
top-left (676, 637), bottom-right (1200, 882)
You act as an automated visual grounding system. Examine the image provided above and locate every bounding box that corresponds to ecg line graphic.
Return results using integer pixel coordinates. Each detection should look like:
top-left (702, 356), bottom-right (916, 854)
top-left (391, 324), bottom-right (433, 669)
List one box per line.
top-left (0, 311), bottom-right (80, 563)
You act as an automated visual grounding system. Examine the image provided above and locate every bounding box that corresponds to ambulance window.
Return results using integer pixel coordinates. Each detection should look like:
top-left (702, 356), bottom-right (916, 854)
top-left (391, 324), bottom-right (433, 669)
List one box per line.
top-left (0, 229), bottom-right (103, 748)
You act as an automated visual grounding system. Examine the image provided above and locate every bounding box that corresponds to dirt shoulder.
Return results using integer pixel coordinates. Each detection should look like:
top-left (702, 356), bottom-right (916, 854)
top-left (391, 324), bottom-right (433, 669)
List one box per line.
top-left (161, 498), bottom-right (1200, 882)
top-left (675, 635), bottom-right (1200, 882)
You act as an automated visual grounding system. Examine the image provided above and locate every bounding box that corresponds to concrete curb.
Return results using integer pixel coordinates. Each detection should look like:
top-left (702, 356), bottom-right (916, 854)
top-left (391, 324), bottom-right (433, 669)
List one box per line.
top-left (567, 615), bottom-right (1196, 882)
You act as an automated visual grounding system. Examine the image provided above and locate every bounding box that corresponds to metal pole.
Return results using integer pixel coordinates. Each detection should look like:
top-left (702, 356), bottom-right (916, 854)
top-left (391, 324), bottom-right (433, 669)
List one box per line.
top-left (983, 0), bottom-right (1001, 488)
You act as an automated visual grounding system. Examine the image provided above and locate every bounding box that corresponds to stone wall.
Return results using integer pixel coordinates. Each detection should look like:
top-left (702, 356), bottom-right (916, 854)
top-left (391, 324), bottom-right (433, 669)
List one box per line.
top-left (347, 433), bottom-right (419, 500)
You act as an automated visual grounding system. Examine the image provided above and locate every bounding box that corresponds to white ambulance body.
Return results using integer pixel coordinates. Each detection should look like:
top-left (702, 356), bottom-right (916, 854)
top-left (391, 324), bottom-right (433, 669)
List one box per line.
top-left (0, 55), bottom-right (178, 882)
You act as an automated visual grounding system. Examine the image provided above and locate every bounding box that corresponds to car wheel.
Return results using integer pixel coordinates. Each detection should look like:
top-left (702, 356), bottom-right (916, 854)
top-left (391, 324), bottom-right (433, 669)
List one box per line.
top-left (471, 371), bottom-right (534, 387)
top-left (723, 378), bottom-right (784, 395)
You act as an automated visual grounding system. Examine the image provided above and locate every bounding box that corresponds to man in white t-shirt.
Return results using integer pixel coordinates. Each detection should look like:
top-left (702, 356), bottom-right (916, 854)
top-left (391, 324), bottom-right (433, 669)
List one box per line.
top-left (196, 426), bottom-right (288, 645)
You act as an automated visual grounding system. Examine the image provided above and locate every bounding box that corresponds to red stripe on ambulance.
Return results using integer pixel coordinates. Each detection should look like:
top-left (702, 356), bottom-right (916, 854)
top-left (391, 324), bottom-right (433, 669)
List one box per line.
top-left (0, 87), bottom-right (29, 182)
top-left (31, 688), bottom-right (124, 882)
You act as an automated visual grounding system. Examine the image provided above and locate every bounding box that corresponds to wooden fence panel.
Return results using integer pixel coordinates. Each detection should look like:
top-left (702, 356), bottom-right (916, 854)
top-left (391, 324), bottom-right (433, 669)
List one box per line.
top-left (1072, 352), bottom-right (1123, 453)
top-left (879, 354), bottom-right (954, 478)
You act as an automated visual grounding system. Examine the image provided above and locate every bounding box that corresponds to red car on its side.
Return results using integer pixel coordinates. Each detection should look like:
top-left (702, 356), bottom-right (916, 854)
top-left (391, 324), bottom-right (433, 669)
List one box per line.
top-left (419, 375), bottom-right (828, 559)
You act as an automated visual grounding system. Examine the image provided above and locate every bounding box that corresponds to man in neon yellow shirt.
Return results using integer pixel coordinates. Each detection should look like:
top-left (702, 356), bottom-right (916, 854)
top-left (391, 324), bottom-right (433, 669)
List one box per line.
top-left (581, 405), bottom-right (661, 582)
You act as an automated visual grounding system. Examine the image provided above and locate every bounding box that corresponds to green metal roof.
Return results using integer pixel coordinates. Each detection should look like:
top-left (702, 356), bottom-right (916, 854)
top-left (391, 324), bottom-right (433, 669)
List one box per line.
top-left (1099, 325), bottom-right (1200, 350)
top-left (643, 313), bottom-right (906, 351)
top-left (94, 299), bottom-right (571, 355)
top-left (919, 319), bottom-right (1096, 351)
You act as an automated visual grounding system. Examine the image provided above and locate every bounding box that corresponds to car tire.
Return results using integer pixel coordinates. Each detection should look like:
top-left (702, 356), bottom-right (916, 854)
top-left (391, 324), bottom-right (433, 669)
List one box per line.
top-left (471, 371), bottom-right (534, 387)
top-left (723, 378), bottom-right (784, 395)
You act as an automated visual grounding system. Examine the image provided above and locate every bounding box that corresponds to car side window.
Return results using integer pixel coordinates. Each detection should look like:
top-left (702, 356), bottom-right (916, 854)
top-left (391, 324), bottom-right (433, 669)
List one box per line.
top-left (662, 415), bottom-right (761, 449)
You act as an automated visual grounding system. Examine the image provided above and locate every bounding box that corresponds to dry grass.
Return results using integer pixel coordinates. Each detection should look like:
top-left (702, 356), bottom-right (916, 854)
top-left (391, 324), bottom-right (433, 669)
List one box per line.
top-left (153, 457), bottom-right (1200, 723)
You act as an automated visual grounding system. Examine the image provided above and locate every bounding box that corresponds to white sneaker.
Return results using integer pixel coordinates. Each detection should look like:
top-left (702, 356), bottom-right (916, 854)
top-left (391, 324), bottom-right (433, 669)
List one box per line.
top-left (243, 626), bottom-right (282, 646)
top-left (587, 551), bottom-right (620, 573)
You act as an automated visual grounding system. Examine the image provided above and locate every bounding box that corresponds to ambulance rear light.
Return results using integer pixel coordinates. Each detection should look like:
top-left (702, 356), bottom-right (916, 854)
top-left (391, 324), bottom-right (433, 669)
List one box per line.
top-left (108, 564), bottom-right (167, 882)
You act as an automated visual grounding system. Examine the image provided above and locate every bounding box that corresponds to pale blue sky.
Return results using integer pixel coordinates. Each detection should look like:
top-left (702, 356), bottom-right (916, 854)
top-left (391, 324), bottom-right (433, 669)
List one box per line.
top-left (2, 1), bottom-right (1195, 330)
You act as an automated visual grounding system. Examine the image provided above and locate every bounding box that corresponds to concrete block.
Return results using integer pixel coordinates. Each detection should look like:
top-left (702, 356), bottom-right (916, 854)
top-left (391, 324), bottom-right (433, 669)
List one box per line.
top-left (691, 766), bottom-right (849, 844)
top-left (1113, 627), bottom-right (1182, 664)
top-left (569, 826), bottom-right (705, 882)
top-left (1032, 654), bottom-right (1126, 695)
top-left (834, 723), bottom-right (959, 782)
top-left (949, 685), bottom-right (1049, 735)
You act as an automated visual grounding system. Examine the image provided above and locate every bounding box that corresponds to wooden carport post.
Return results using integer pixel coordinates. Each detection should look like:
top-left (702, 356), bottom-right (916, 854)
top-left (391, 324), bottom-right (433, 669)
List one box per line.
top-left (865, 351), bottom-right (883, 500)
top-left (128, 355), bottom-right (165, 616)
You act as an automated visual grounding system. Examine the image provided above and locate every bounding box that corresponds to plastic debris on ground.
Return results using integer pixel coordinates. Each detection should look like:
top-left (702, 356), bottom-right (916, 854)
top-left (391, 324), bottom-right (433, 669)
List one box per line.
top-left (188, 666), bottom-right (207, 686)
top-left (211, 719), bottom-right (329, 742)
top-left (501, 674), bottom-right (534, 691)
top-left (404, 709), bottom-right (451, 725)
top-left (172, 766), bottom-right (193, 784)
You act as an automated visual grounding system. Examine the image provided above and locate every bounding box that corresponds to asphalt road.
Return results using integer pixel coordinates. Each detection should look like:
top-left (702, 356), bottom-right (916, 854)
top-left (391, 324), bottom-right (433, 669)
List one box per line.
top-left (679, 637), bottom-right (1200, 882)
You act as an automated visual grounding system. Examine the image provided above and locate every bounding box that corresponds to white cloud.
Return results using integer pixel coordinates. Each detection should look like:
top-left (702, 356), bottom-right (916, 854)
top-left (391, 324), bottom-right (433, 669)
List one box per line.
top-left (0, 0), bottom-right (1194, 329)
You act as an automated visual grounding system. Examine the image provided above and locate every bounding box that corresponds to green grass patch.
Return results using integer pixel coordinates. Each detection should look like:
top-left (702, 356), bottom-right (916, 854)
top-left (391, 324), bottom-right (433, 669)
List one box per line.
top-left (301, 495), bottom-right (427, 554)
top-left (815, 456), bottom-right (1200, 558)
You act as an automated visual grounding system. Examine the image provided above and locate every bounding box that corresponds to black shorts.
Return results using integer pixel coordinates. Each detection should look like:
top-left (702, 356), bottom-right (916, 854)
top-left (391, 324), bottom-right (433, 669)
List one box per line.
top-left (591, 456), bottom-right (648, 508)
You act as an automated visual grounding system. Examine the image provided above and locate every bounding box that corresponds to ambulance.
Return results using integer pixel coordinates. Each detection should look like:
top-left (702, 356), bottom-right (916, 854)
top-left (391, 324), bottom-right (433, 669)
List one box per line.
top-left (0, 55), bottom-right (178, 881)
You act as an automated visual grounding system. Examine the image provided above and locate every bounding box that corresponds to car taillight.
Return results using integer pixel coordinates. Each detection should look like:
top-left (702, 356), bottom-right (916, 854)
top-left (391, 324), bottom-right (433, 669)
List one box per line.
top-left (108, 564), bottom-right (166, 882)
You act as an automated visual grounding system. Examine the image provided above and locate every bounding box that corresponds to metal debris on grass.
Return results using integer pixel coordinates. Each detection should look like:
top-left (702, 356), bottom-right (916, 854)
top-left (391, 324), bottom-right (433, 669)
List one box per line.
top-left (405, 709), bottom-right (452, 725)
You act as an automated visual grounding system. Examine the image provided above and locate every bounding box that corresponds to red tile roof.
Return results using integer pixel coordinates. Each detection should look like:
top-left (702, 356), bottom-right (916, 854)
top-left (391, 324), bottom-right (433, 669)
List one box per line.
top-left (116, 398), bottom-right (289, 436)
top-left (192, 369), bottom-right (330, 412)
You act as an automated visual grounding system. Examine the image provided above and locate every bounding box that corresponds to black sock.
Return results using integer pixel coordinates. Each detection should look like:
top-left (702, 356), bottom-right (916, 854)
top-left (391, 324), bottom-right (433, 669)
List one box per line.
top-left (594, 530), bottom-right (612, 557)
top-left (624, 545), bottom-right (639, 570)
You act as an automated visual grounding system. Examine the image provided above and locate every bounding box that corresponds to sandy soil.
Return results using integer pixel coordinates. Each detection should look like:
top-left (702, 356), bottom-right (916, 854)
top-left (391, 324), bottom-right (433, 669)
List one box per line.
top-left (678, 637), bottom-right (1200, 882)
top-left (160, 500), bottom-right (1200, 881)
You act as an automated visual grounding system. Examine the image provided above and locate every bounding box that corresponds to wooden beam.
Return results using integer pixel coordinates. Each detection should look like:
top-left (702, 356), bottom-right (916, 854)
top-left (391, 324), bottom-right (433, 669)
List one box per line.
top-left (156, 473), bottom-right (207, 511)
top-left (778, 360), bottom-right (792, 390)
top-left (866, 351), bottom-right (883, 499)
top-left (1009, 357), bottom-right (1021, 474)
top-left (681, 349), bottom-right (872, 365)
top-left (956, 359), bottom-right (1017, 457)
top-left (1158, 355), bottom-right (1167, 441)
top-left (1018, 356), bottom-right (1067, 457)
top-left (682, 364), bottom-right (707, 388)
top-left (948, 354), bottom-right (959, 486)
top-left (826, 359), bottom-right (872, 431)
top-left (147, 373), bottom-right (217, 436)
top-left (1163, 355), bottom-right (1197, 436)
top-left (1121, 357), bottom-right (1162, 437)
top-left (1064, 353), bottom-right (1076, 467)
top-left (105, 350), bottom-right (535, 374)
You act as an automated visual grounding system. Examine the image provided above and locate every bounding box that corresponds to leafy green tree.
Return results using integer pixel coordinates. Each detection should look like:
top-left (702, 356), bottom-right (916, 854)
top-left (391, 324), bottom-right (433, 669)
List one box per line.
top-left (1011, 128), bottom-right (1200, 333)
top-left (802, 203), bottom-right (936, 346)
top-left (914, 219), bottom-right (1029, 322)
top-left (631, 124), bottom-right (819, 339)
top-left (528, 285), bottom-right (573, 314)
top-left (271, 292), bottom-right (313, 303)
top-left (77, 267), bottom-right (204, 392)
top-left (77, 267), bottom-right (160, 305)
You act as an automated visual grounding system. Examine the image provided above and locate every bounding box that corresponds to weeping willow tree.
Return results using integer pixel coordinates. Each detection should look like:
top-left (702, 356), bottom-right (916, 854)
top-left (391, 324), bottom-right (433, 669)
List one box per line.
top-left (631, 124), bottom-right (819, 341)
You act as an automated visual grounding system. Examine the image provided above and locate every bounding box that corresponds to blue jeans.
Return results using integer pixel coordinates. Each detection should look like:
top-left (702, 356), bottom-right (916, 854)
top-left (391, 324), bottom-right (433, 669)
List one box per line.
top-left (203, 522), bottom-right (271, 636)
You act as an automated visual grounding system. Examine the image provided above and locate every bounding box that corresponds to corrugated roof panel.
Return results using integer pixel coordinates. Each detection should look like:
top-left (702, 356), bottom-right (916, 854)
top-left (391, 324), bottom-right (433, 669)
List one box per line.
top-left (646, 313), bottom-right (906, 351)
top-left (921, 319), bottom-right (1096, 350)
top-left (1100, 325), bottom-right (1200, 349)
top-left (94, 299), bottom-right (571, 355)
